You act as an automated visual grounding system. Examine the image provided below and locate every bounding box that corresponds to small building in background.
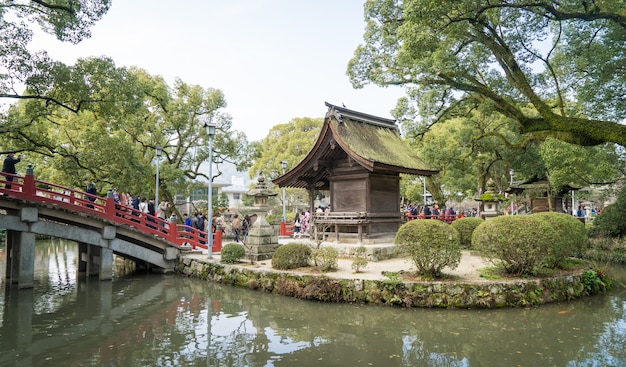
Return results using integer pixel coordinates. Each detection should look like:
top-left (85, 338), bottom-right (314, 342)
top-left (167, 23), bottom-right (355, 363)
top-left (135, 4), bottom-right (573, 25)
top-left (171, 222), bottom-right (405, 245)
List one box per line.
top-left (507, 176), bottom-right (580, 214)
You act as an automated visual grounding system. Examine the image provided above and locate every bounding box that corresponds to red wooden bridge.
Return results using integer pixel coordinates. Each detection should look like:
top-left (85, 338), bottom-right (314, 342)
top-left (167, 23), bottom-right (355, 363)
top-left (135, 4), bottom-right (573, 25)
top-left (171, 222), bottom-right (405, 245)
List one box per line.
top-left (0, 166), bottom-right (221, 288)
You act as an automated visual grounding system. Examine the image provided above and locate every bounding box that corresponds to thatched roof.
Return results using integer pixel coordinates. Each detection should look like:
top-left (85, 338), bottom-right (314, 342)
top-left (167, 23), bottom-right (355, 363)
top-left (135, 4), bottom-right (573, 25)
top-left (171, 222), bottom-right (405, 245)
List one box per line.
top-left (507, 176), bottom-right (581, 195)
top-left (274, 102), bottom-right (438, 189)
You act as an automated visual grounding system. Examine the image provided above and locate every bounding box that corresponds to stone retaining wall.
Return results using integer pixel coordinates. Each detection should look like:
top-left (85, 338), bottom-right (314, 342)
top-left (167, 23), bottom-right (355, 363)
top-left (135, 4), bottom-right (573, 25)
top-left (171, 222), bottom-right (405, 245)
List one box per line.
top-left (175, 256), bottom-right (608, 308)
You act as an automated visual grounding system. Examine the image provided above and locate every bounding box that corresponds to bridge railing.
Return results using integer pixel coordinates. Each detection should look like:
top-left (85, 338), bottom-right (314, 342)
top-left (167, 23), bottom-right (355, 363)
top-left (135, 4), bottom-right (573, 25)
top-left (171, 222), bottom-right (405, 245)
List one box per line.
top-left (0, 169), bottom-right (221, 253)
top-left (279, 221), bottom-right (295, 236)
top-left (404, 212), bottom-right (464, 224)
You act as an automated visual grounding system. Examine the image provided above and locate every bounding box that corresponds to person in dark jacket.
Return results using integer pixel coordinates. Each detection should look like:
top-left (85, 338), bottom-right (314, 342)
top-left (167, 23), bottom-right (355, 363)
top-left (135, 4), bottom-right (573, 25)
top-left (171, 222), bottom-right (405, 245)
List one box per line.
top-left (2, 153), bottom-right (22, 191)
top-left (83, 178), bottom-right (97, 209)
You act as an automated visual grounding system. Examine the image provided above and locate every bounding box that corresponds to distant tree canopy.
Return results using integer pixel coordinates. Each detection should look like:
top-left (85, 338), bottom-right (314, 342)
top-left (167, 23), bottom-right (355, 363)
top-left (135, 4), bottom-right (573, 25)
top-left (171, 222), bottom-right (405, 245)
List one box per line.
top-left (349, 0), bottom-right (626, 148)
top-left (4, 66), bottom-right (252, 200)
top-left (0, 1), bottom-right (252, 203)
top-left (0, 0), bottom-right (112, 112)
top-left (249, 117), bottom-right (322, 179)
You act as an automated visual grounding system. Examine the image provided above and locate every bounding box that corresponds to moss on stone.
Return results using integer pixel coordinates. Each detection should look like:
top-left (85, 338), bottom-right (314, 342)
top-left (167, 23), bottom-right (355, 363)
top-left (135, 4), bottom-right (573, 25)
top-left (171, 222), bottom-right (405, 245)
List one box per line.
top-left (177, 256), bottom-right (610, 309)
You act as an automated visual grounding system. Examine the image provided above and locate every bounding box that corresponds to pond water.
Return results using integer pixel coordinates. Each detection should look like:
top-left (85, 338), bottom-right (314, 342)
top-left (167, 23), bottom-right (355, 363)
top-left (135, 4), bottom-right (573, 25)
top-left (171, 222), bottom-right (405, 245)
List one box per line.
top-left (0, 240), bottom-right (625, 366)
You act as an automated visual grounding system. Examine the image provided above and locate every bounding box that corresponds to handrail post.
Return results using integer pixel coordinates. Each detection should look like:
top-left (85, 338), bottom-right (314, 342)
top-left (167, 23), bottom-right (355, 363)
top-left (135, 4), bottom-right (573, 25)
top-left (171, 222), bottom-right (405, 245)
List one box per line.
top-left (23, 164), bottom-right (36, 201)
top-left (213, 230), bottom-right (222, 253)
top-left (169, 222), bottom-right (178, 244)
top-left (105, 189), bottom-right (117, 222)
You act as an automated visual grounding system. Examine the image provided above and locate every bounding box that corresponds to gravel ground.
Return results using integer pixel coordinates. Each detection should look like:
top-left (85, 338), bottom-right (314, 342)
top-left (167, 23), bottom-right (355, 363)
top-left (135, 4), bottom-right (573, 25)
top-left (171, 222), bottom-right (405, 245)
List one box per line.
top-left (207, 249), bottom-right (492, 283)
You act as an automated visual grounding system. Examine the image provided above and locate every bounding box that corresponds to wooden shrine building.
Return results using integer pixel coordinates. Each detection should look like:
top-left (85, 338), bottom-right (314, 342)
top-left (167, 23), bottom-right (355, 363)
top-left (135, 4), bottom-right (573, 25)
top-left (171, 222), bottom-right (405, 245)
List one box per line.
top-left (507, 177), bottom-right (580, 214)
top-left (273, 102), bottom-right (438, 244)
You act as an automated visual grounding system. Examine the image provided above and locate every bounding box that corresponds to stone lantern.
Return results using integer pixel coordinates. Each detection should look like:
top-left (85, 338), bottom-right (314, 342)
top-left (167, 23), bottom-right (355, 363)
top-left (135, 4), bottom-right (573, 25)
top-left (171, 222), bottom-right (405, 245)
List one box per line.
top-left (476, 180), bottom-right (504, 220)
top-left (245, 173), bottom-right (279, 261)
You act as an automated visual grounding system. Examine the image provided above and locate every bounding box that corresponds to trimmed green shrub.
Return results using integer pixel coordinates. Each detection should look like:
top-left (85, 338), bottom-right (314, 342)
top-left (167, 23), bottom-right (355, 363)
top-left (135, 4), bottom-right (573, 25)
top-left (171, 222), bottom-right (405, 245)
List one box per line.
top-left (450, 217), bottom-right (484, 249)
top-left (394, 220), bottom-right (461, 277)
top-left (532, 212), bottom-right (589, 264)
top-left (312, 246), bottom-right (338, 272)
top-left (472, 216), bottom-right (560, 276)
top-left (351, 246), bottom-right (369, 273)
top-left (265, 213), bottom-right (281, 225)
top-left (220, 243), bottom-right (246, 264)
top-left (272, 243), bottom-right (311, 270)
top-left (591, 187), bottom-right (626, 238)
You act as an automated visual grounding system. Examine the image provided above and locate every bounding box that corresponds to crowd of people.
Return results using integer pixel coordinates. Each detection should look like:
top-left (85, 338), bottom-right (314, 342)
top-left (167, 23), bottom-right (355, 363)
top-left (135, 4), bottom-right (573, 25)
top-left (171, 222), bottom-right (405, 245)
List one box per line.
top-left (2, 154), bottom-right (602, 243)
top-left (402, 202), bottom-right (478, 222)
top-left (292, 209), bottom-right (311, 238)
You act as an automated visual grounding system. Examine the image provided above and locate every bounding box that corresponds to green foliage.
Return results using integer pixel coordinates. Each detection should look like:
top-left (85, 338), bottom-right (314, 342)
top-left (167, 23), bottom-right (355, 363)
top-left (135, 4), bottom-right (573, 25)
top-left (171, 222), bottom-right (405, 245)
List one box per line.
top-left (271, 243), bottom-right (311, 270)
top-left (394, 220), bottom-right (461, 277)
top-left (450, 217), bottom-right (484, 249)
top-left (265, 213), bottom-right (281, 225)
top-left (311, 247), bottom-right (338, 272)
top-left (249, 117), bottom-right (322, 179)
top-left (539, 138), bottom-right (623, 194)
top-left (4, 67), bottom-right (252, 210)
top-left (350, 0), bottom-right (626, 147)
top-left (0, 1), bottom-right (112, 116)
top-left (382, 272), bottom-right (402, 289)
top-left (220, 243), bottom-right (246, 264)
top-left (472, 216), bottom-right (560, 276)
top-left (532, 212), bottom-right (589, 264)
top-left (478, 193), bottom-right (505, 202)
top-left (404, 113), bottom-right (527, 203)
top-left (591, 187), bottom-right (626, 238)
top-left (400, 175), bottom-right (425, 204)
top-left (351, 246), bottom-right (369, 273)
top-left (581, 269), bottom-right (607, 294)
top-left (249, 117), bottom-right (321, 217)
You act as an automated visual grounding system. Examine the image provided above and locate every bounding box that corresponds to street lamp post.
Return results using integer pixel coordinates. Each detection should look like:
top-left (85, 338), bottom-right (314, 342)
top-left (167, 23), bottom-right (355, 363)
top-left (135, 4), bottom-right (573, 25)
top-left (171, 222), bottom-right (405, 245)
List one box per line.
top-left (205, 123), bottom-right (216, 258)
top-left (509, 168), bottom-right (514, 215)
top-left (281, 161), bottom-right (287, 223)
top-left (155, 146), bottom-right (163, 207)
top-left (423, 176), bottom-right (427, 206)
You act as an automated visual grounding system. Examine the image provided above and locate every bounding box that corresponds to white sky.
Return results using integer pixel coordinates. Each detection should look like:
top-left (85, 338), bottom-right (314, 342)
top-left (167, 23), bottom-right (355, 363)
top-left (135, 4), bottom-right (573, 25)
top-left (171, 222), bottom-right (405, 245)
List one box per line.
top-left (30, 0), bottom-right (405, 142)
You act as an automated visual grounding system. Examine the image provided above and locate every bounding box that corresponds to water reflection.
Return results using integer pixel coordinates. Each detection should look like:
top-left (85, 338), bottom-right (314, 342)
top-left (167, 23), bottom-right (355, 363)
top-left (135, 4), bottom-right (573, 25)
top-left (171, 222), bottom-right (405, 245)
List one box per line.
top-left (0, 240), bottom-right (625, 366)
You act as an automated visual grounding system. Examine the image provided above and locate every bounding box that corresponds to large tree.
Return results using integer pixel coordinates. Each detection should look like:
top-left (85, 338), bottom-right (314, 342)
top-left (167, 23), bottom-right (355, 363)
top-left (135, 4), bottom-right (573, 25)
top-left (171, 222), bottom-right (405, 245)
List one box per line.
top-left (0, 0), bottom-right (112, 111)
top-left (348, 0), bottom-right (626, 147)
top-left (250, 117), bottom-right (323, 215)
top-left (4, 66), bottom-right (251, 203)
top-left (249, 117), bottom-right (322, 178)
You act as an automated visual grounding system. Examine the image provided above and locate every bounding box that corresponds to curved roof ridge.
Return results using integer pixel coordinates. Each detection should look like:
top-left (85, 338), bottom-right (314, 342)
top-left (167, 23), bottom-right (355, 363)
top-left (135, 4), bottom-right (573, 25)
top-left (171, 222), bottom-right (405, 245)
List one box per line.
top-left (274, 103), bottom-right (437, 188)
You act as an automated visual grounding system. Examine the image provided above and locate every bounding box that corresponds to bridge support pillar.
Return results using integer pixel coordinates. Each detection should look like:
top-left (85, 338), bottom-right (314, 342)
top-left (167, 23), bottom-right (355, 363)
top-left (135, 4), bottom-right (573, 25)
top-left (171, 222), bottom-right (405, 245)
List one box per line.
top-left (5, 230), bottom-right (36, 289)
top-left (100, 247), bottom-right (113, 281)
top-left (78, 242), bottom-right (113, 280)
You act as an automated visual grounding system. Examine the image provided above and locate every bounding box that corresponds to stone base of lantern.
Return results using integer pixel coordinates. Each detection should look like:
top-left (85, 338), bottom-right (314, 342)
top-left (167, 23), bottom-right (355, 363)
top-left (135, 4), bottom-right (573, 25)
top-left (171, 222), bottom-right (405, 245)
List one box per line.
top-left (245, 227), bottom-right (279, 261)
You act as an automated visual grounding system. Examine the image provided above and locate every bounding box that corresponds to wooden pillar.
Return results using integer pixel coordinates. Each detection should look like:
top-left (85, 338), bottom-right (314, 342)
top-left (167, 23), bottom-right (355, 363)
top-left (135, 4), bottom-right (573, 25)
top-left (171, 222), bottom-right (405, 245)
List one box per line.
top-left (308, 184), bottom-right (315, 212)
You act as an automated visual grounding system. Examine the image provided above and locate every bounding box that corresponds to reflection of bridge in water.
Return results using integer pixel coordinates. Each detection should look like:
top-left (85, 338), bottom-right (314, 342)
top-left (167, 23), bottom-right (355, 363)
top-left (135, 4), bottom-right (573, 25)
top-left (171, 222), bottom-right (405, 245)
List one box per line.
top-left (0, 167), bottom-right (222, 288)
top-left (0, 273), bottom-right (218, 366)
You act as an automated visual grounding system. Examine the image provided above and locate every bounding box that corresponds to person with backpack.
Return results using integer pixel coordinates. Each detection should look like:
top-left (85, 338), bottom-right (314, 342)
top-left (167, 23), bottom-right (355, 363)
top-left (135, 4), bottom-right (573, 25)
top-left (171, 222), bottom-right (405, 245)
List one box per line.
top-left (242, 214), bottom-right (251, 239)
top-left (293, 212), bottom-right (301, 238)
top-left (231, 214), bottom-right (242, 242)
top-left (191, 212), bottom-right (206, 244)
top-left (83, 178), bottom-right (97, 209)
